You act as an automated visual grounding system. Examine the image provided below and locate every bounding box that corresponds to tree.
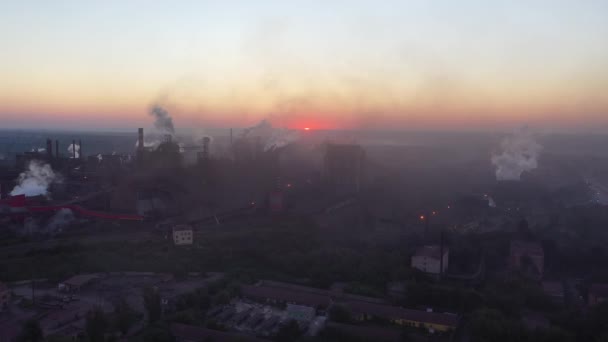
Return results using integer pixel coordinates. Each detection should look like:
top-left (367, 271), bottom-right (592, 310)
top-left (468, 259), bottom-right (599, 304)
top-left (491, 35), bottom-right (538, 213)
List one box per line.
top-left (144, 286), bottom-right (162, 324)
top-left (275, 320), bottom-right (302, 342)
top-left (17, 319), bottom-right (43, 342)
top-left (86, 308), bottom-right (108, 342)
top-left (114, 298), bottom-right (136, 335)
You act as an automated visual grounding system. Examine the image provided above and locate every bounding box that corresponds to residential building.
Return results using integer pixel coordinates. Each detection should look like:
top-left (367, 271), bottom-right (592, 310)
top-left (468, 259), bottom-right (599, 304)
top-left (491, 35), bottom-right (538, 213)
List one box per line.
top-left (411, 245), bottom-right (449, 275)
top-left (172, 224), bottom-right (193, 246)
top-left (589, 283), bottom-right (608, 306)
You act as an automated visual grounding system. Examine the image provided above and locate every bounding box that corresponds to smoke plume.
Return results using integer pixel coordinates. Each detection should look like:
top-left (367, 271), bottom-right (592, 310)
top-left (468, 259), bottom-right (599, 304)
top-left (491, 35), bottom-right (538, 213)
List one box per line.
top-left (150, 105), bottom-right (175, 135)
top-left (491, 129), bottom-right (542, 181)
top-left (242, 119), bottom-right (300, 151)
top-left (46, 208), bottom-right (75, 233)
top-left (68, 143), bottom-right (80, 158)
top-left (10, 160), bottom-right (62, 197)
top-left (135, 139), bottom-right (162, 149)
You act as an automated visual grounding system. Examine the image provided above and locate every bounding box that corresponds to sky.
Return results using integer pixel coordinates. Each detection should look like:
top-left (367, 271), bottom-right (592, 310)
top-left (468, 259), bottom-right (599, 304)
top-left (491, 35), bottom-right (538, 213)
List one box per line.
top-left (1, 1), bottom-right (607, 132)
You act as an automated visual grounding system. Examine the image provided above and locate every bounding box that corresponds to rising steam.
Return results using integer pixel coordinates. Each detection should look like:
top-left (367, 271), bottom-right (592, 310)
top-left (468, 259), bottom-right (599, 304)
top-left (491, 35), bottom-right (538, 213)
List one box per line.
top-left (46, 208), bottom-right (75, 232)
top-left (67, 143), bottom-right (80, 158)
top-left (150, 105), bottom-right (175, 135)
top-left (491, 129), bottom-right (542, 181)
top-left (242, 119), bottom-right (300, 151)
top-left (10, 160), bottom-right (62, 197)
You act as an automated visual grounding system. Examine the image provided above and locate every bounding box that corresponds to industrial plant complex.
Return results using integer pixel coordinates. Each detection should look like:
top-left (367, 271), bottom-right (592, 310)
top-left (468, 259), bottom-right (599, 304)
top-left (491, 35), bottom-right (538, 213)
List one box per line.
top-left (0, 123), bottom-right (607, 342)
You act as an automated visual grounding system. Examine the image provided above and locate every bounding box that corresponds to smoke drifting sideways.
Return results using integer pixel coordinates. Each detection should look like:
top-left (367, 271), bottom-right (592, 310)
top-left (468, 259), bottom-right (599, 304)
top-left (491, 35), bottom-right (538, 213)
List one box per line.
top-left (150, 105), bottom-right (175, 136)
top-left (242, 119), bottom-right (300, 151)
top-left (491, 130), bottom-right (542, 181)
top-left (67, 143), bottom-right (80, 159)
top-left (10, 160), bottom-right (62, 197)
top-left (46, 208), bottom-right (75, 232)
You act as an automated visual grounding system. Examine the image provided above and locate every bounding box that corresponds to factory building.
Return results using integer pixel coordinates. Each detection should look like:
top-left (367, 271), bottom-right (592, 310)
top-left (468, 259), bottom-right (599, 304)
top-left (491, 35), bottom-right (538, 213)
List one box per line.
top-left (411, 245), bottom-right (449, 275)
top-left (344, 300), bottom-right (459, 333)
top-left (323, 144), bottom-right (365, 194)
top-left (173, 224), bottom-right (193, 246)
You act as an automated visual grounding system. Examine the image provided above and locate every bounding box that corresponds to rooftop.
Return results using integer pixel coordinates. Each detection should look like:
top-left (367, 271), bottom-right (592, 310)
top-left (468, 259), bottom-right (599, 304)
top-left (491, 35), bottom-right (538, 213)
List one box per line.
top-left (172, 224), bottom-right (193, 232)
top-left (344, 300), bottom-right (459, 327)
top-left (241, 284), bottom-right (331, 308)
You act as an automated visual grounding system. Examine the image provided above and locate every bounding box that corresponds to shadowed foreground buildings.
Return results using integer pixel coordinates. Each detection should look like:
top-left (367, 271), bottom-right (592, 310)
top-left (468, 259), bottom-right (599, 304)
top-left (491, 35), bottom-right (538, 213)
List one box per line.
top-left (240, 281), bottom-right (459, 334)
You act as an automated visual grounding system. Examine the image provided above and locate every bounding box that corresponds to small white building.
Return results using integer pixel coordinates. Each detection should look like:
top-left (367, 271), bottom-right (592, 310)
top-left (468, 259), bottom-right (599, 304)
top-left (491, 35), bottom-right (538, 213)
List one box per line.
top-left (411, 245), bottom-right (449, 275)
top-left (172, 225), bottom-right (193, 246)
top-left (286, 304), bottom-right (316, 322)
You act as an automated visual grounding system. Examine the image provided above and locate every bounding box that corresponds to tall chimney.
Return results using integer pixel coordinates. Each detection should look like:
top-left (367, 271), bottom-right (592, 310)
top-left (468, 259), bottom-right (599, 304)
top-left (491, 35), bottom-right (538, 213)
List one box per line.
top-left (202, 137), bottom-right (210, 162)
top-left (46, 139), bottom-right (53, 159)
top-left (137, 128), bottom-right (144, 164)
top-left (72, 140), bottom-right (76, 159)
top-left (138, 128), bottom-right (144, 152)
top-left (78, 139), bottom-right (82, 159)
top-left (55, 140), bottom-right (59, 158)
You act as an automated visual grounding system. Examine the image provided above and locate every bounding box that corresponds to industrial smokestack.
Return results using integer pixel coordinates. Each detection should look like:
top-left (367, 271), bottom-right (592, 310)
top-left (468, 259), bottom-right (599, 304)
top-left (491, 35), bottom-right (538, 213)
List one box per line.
top-left (78, 139), bottom-right (82, 159)
top-left (55, 140), bottom-right (59, 158)
top-left (138, 128), bottom-right (144, 152)
top-left (202, 137), bottom-right (210, 161)
top-left (72, 140), bottom-right (76, 159)
top-left (46, 139), bottom-right (53, 159)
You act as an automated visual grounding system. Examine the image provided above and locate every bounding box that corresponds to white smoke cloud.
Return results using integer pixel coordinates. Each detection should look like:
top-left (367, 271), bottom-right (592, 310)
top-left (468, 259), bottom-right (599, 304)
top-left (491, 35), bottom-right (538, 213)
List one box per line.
top-left (97, 154), bottom-right (103, 162)
top-left (10, 160), bottom-right (62, 197)
top-left (491, 129), bottom-right (542, 181)
top-left (46, 208), bottom-right (75, 233)
top-left (135, 139), bottom-right (162, 149)
top-left (265, 127), bottom-right (300, 151)
top-left (67, 143), bottom-right (80, 158)
top-left (242, 119), bottom-right (300, 151)
top-left (150, 105), bottom-right (175, 135)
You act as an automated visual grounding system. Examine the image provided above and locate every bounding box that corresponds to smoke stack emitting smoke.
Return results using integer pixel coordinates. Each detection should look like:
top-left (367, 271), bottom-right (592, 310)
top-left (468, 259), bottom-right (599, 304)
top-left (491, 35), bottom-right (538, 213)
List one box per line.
top-left (10, 160), bottom-right (62, 197)
top-left (150, 105), bottom-right (175, 136)
top-left (67, 143), bottom-right (80, 159)
top-left (491, 129), bottom-right (542, 181)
